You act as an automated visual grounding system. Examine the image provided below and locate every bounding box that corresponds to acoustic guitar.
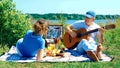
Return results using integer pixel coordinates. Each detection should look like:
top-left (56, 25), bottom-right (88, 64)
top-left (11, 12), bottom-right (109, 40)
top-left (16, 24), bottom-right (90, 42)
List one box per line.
top-left (63, 24), bottom-right (116, 50)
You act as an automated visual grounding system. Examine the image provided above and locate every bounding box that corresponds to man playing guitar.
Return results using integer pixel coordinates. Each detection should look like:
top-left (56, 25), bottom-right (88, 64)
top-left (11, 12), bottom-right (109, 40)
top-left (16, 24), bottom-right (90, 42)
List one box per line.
top-left (65, 11), bottom-right (104, 62)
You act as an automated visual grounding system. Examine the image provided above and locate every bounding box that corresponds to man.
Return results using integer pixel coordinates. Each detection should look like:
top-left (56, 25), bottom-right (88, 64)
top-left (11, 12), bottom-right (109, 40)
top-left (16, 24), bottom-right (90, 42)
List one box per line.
top-left (66, 11), bottom-right (104, 61)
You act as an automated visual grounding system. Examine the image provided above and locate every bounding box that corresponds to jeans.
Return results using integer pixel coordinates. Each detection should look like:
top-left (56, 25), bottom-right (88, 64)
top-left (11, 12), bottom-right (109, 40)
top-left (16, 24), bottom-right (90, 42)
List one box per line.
top-left (76, 39), bottom-right (97, 55)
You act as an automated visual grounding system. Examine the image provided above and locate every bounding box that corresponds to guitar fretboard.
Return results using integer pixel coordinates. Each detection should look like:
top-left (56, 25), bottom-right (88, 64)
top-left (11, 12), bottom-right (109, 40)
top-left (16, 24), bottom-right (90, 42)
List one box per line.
top-left (77, 29), bottom-right (98, 37)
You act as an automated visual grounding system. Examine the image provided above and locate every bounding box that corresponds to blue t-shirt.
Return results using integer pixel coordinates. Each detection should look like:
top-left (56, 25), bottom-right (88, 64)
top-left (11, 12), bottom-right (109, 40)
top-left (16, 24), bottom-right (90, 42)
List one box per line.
top-left (17, 30), bottom-right (45, 57)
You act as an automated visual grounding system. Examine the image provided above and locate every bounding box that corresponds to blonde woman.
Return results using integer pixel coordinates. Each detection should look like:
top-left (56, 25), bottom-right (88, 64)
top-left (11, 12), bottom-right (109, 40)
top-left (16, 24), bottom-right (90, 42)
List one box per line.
top-left (16, 19), bottom-right (48, 61)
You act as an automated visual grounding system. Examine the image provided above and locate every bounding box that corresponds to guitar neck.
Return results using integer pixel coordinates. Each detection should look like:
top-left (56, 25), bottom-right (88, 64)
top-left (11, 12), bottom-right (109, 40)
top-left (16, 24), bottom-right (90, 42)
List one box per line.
top-left (77, 29), bottom-right (98, 37)
top-left (86, 29), bottom-right (98, 35)
top-left (77, 24), bottom-right (116, 37)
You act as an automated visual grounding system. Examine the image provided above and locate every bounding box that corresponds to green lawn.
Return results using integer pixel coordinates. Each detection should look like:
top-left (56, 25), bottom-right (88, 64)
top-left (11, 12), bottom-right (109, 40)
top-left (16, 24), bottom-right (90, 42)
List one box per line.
top-left (0, 21), bottom-right (120, 68)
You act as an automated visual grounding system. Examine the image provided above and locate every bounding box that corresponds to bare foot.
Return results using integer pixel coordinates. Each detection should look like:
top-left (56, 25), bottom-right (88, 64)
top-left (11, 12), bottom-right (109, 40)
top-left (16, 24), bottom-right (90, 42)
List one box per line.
top-left (96, 44), bottom-right (102, 59)
top-left (97, 44), bottom-right (102, 52)
top-left (87, 50), bottom-right (99, 62)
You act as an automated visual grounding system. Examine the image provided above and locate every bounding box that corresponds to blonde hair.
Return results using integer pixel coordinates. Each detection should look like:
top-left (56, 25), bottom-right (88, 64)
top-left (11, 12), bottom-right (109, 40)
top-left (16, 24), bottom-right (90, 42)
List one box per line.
top-left (33, 19), bottom-right (48, 35)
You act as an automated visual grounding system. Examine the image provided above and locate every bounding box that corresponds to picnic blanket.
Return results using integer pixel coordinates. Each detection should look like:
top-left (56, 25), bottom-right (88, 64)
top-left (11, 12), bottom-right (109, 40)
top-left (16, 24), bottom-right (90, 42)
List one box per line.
top-left (0, 46), bottom-right (112, 62)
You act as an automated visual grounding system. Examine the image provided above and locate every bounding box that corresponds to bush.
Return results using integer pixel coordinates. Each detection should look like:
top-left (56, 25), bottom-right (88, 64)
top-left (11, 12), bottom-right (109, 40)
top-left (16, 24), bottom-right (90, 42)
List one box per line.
top-left (0, 0), bottom-right (32, 47)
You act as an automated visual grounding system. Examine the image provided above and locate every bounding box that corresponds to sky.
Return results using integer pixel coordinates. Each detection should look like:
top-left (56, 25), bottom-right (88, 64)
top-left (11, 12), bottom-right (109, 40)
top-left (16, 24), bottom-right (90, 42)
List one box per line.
top-left (13, 0), bottom-right (120, 15)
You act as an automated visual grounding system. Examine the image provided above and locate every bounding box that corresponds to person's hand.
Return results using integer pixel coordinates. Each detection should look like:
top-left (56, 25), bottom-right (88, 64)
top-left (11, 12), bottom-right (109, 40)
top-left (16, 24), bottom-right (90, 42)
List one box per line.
top-left (97, 43), bottom-right (103, 52)
top-left (69, 31), bottom-right (77, 38)
top-left (36, 59), bottom-right (44, 62)
top-left (98, 28), bottom-right (104, 34)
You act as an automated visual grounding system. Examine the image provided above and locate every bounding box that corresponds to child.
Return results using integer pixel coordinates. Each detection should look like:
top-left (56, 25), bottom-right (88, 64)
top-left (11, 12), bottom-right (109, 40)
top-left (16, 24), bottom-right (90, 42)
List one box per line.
top-left (16, 19), bottom-right (48, 61)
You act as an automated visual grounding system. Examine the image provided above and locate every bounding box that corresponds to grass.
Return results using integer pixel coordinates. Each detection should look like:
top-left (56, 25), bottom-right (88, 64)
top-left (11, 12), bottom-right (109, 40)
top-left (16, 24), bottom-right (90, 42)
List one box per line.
top-left (0, 19), bottom-right (120, 68)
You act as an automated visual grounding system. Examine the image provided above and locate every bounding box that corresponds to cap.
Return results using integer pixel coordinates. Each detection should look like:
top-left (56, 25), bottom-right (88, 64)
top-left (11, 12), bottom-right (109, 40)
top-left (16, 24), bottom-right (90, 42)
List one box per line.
top-left (85, 11), bottom-right (96, 18)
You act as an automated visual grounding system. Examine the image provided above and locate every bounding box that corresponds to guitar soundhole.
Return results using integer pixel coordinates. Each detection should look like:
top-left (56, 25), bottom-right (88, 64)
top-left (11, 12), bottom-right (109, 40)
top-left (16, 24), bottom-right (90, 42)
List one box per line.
top-left (77, 33), bottom-right (82, 37)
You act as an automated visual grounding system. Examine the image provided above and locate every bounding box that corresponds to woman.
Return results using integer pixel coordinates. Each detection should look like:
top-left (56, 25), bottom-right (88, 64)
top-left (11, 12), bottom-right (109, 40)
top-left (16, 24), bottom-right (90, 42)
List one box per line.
top-left (16, 19), bottom-right (48, 61)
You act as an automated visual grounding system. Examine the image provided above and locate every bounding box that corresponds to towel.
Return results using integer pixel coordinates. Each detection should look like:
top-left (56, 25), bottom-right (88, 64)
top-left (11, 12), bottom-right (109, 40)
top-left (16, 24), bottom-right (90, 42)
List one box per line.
top-left (0, 46), bottom-right (112, 62)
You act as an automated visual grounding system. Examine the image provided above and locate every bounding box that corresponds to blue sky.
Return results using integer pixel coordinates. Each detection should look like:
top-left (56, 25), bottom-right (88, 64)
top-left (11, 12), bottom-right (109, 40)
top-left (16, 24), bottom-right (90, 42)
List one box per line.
top-left (13, 0), bottom-right (120, 15)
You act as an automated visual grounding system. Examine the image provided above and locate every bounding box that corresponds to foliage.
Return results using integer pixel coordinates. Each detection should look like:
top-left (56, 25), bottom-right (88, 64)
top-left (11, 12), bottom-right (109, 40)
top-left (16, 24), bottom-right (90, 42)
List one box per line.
top-left (103, 19), bottom-right (120, 53)
top-left (0, 0), bottom-right (32, 47)
top-left (28, 13), bottom-right (120, 20)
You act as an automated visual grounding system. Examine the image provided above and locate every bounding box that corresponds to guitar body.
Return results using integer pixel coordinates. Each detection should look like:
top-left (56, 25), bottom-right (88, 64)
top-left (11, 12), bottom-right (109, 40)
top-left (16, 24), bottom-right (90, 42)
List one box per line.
top-left (63, 28), bottom-right (88, 49)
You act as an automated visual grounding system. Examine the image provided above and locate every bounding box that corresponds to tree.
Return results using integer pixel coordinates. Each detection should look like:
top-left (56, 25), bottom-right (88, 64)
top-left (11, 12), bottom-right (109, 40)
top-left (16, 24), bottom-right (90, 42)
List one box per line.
top-left (0, 0), bottom-right (32, 47)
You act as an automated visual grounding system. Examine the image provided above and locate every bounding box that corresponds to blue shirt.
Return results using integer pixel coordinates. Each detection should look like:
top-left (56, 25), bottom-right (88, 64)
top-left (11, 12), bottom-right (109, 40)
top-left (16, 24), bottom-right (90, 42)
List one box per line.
top-left (17, 30), bottom-right (45, 57)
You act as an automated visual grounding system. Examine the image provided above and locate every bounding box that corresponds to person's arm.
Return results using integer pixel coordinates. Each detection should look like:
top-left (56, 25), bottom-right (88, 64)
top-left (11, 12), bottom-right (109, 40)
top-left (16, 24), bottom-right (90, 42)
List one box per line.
top-left (97, 28), bottom-right (104, 44)
top-left (66, 25), bottom-right (77, 38)
top-left (36, 49), bottom-right (44, 61)
top-left (96, 28), bottom-right (104, 59)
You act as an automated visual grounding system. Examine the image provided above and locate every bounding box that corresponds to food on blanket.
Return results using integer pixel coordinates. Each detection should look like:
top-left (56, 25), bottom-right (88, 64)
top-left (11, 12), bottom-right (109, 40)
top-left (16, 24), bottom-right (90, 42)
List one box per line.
top-left (47, 46), bottom-right (52, 51)
top-left (46, 48), bottom-right (65, 57)
top-left (55, 50), bottom-right (65, 57)
top-left (56, 49), bottom-right (61, 54)
top-left (46, 50), bottom-right (56, 56)
top-left (60, 50), bottom-right (64, 53)
top-left (47, 44), bottom-right (55, 50)
top-left (56, 50), bottom-right (65, 57)
top-left (46, 50), bottom-right (52, 56)
top-left (45, 43), bottom-right (66, 57)
top-left (56, 53), bottom-right (65, 57)
top-left (46, 49), bottom-right (57, 56)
